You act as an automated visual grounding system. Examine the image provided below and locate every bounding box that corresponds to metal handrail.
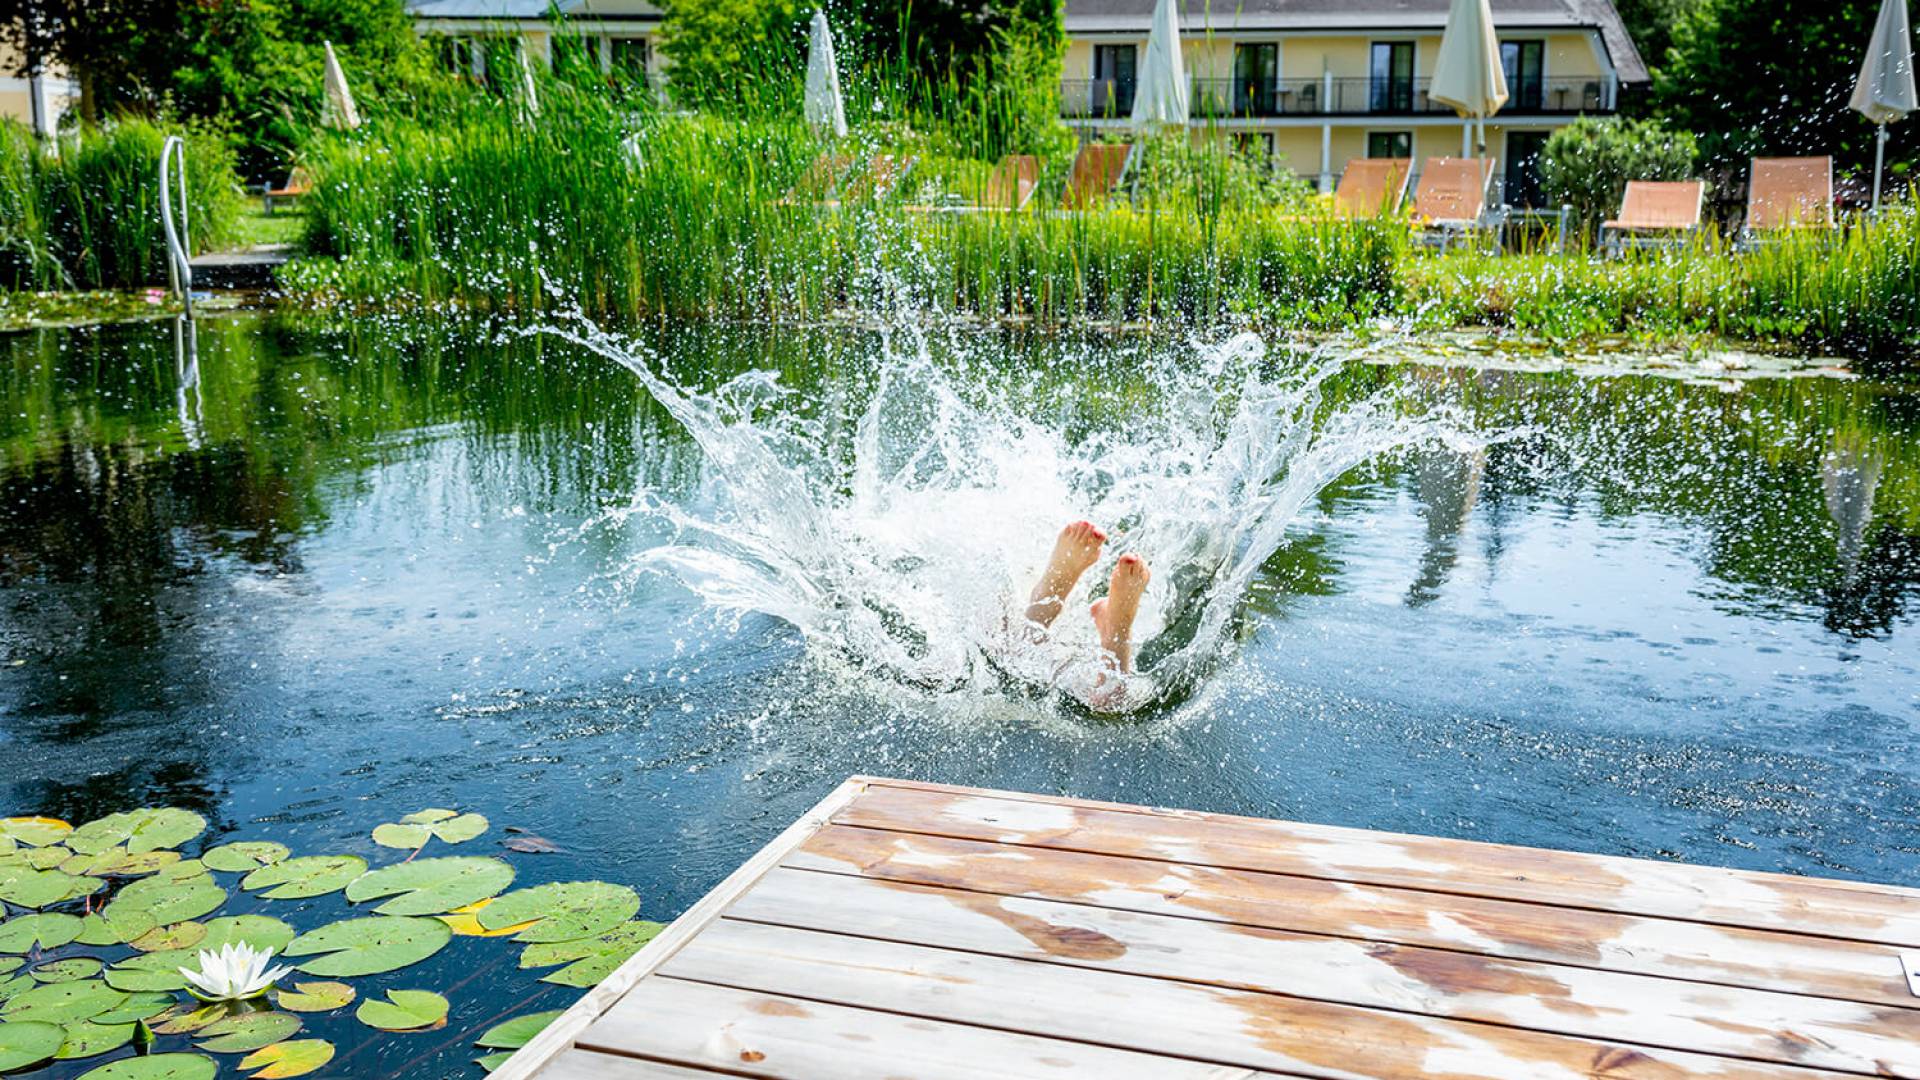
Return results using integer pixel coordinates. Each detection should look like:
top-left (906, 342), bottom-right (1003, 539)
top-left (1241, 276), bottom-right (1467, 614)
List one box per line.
top-left (159, 135), bottom-right (193, 316)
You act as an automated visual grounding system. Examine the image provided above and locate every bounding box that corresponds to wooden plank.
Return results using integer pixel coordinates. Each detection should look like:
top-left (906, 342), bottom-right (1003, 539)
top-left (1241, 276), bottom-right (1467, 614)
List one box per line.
top-left (540, 1049), bottom-right (745, 1079)
top-left (835, 782), bottom-right (1920, 946)
top-left (499, 777), bottom-right (873, 1080)
top-left (582, 976), bottom-right (1273, 1080)
top-left (789, 823), bottom-right (1917, 1008)
top-left (660, 918), bottom-right (1861, 1080)
top-left (726, 866), bottom-right (1920, 1075)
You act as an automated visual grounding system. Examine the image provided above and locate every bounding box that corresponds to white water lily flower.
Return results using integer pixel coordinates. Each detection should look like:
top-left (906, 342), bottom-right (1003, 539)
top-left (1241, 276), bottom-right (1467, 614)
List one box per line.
top-left (178, 942), bottom-right (293, 1002)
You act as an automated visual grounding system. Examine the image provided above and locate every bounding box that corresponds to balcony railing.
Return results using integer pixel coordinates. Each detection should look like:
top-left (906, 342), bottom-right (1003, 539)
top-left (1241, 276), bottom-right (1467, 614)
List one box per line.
top-left (1069, 75), bottom-right (1614, 120)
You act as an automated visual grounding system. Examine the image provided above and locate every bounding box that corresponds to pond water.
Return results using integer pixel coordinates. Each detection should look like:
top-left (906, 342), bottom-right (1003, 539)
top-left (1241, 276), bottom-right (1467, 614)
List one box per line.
top-left (2, 312), bottom-right (1918, 1077)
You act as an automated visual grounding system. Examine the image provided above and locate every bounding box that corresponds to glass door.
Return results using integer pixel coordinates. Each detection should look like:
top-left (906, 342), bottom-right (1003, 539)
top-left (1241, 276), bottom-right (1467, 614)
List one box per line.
top-left (1093, 44), bottom-right (1138, 117)
top-left (1505, 131), bottom-right (1549, 207)
top-left (1501, 41), bottom-right (1544, 111)
top-left (1370, 42), bottom-right (1414, 112)
top-left (1233, 43), bottom-right (1278, 116)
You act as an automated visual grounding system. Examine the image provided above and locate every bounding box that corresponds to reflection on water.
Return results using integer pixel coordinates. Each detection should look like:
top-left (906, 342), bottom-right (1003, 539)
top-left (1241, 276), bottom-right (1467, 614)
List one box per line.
top-left (1, 313), bottom-right (1918, 1075)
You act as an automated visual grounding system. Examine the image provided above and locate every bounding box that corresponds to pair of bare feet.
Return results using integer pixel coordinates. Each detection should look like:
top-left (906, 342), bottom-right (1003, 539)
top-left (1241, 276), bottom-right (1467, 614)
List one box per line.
top-left (1024, 521), bottom-right (1150, 674)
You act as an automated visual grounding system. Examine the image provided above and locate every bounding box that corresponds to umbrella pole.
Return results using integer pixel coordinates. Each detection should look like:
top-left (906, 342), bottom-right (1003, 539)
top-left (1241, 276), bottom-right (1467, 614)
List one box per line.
top-left (1873, 124), bottom-right (1887, 217)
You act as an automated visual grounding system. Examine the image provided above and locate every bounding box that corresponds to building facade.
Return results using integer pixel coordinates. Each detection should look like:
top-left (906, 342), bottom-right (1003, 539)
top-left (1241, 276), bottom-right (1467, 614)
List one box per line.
top-left (407, 0), bottom-right (663, 83)
top-left (1060, 0), bottom-right (1648, 203)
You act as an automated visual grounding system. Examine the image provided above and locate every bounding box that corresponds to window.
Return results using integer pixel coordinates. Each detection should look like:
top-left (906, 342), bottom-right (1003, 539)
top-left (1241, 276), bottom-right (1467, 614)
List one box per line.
top-left (1370, 42), bottom-right (1414, 112)
top-left (1092, 44), bottom-right (1138, 116)
top-left (1232, 43), bottom-right (1278, 116)
top-left (610, 37), bottom-right (650, 77)
top-left (1505, 130), bottom-right (1549, 207)
top-left (1368, 132), bottom-right (1412, 160)
top-left (436, 36), bottom-right (483, 80)
top-left (1501, 40), bottom-right (1544, 110)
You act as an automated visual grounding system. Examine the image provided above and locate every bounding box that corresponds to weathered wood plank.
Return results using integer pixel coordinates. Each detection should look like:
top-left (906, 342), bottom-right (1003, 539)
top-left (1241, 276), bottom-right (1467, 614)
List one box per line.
top-left (726, 866), bottom-right (1920, 1075)
top-left (661, 918), bottom-right (1864, 1080)
top-left (582, 976), bottom-right (1274, 1079)
top-left (789, 823), bottom-right (1917, 1008)
top-left (835, 783), bottom-right (1920, 945)
top-left (540, 1049), bottom-right (744, 1079)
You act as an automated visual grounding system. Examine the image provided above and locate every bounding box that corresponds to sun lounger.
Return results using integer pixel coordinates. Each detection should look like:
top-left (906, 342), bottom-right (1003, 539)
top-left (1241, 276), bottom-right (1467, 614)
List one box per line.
top-left (1601, 180), bottom-right (1705, 256)
top-left (1740, 156), bottom-right (1834, 247)
top-left (1333, 158), bottom-right (1412, 218)
top-left (834, 154), bottom-right (916, 205)
top-left (263, 166), bottom-right (312, 215)
top-left (983, 154), bottom-right (1040, 210)
top-left (1411, 157), bottom-right (1502, 251)
top-left (776, 152), bottom-right (853, 206)
top-left (1062, 143), bottom-right (1133, 210)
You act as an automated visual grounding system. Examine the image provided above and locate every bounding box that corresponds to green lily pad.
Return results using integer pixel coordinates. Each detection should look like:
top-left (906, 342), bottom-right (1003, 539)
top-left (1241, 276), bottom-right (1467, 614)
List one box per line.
top-left (56, 1018), bottom-right (135, 1058)
top-left (68, 809), bottom-right (207, 856)
top-left (478, 881), bottom-right (641, 942)
top-left (112, 873), bottom-right (226, 924)
top-left (283, 916), bottom-right (451, 977)
top-left (91, 992), bottom-right (174, 1026)
top-left (0, 818), bottom-right (71, 848)
top-left (241, 855), bottom-right (366, 900)
top-left (0, 960), bottom-right (17, 976)
top-left (355, 988), bottom-right (448, 1031)
top-left (238, 1038), bottom-right (332, 1078)
top-left (274, 981), bottom-right (354, 1013)
top-left (195, 1011), bottom-right (300, 1053)
top-left (29, 958), bottom-right (104, 983)
top-left (519, 920), bottom-right (664, 987)
top-left (372, 810), bottom-right (489, 849)
top-left (5, 846), bottom-right (76, 871)
top-left (474, 1008), bottom-right (562, 1049)
top-left (0, 913), bottom-right (83, 953)
top-left (131, 921), bottom-right (207, 953)
top-left (343, 856), bottom-right (514, 916)
top-left (0, 865), bottom-right (100, 908)
top-left (76, 906), bottom-right (159, 946)
top-left (147, 1003), bottom-right (231, 1035)
top-left (62, 848), bottom-right (183, 877)
top-left (75, 1052), bottom-right (218, 1080)
top-left (0, 976), bottom-right (31, 1004)
top-left (0, 1019), bottom-right (65, 1071)
top-left (0, 980), bottom-right (128, 1025)
top-left (104, 950), bottom-right (196, 993)
top-left (476, 1050), bottom-right (515, 1072)
top-left (199, 916), bottom-right (297, 955)
top-left (201, 842), bottom-right (289, 874)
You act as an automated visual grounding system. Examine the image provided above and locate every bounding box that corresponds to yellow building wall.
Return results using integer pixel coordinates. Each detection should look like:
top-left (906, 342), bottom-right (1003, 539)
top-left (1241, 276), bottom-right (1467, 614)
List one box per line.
top-left (1063, 40), bottom-right (1094, 81)
top-left (1544, 33), bottom-right (1601, 78)
top-left (0, 88), bottom-right (32, 126)
top-left (1271, 129), bottom-right (1319, 175)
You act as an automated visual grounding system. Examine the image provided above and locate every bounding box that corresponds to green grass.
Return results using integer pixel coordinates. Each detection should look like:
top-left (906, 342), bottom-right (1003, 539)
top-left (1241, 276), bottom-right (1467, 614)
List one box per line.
top-left (232, 209), bottom-right (307, 248)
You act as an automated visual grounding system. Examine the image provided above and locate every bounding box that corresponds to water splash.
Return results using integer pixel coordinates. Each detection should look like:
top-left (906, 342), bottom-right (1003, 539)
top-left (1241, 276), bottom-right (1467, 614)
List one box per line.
top-left (547, 316), bottom-right (1485, 714)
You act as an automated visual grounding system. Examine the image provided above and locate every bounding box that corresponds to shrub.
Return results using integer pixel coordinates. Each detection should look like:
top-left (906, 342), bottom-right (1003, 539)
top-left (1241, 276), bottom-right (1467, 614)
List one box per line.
top-left (1538, 116), bottom-right (1699, 233)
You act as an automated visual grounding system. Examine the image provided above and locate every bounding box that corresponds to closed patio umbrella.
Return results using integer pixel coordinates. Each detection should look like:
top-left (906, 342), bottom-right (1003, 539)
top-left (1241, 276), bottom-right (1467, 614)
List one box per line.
top-left (1130, 0), bottom-right (1189, 129)
top-left (804, 10), bottom-right (847, 139)
top-left (1428, 0), bottom-right (1508, 159)
top-left (1850, 0), bottom-right (1917, 213)
top-left (322, 41), bottom-right (361, 130)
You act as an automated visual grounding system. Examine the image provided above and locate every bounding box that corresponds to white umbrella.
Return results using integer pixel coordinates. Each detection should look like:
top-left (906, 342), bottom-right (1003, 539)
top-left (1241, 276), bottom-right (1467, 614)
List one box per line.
top-left (520, 48), bottom-right (541, 119)
top-left (804, 11), bottom-right (847, 139)
top-left (1130, 0), bottom-right (1189, 128)
top-left (1428, 0), bottom-right (1508, 159)
top-left (1850, 0), bottom-right (1917, 213)
top-left (322, 41), bottom-right (361, 130)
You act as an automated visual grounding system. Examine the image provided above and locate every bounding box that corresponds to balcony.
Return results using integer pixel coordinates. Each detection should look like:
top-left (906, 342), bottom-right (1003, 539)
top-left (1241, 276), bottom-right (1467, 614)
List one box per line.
top-left (1064, 75), bottom-right (1614, 120)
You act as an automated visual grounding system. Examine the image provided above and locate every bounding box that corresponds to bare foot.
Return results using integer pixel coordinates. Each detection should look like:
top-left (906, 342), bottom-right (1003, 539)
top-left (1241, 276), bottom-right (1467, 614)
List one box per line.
top-left (1025, 521), bottom-right (1106, 631)
top-left (1092, 554), bottom-right (1149, 673)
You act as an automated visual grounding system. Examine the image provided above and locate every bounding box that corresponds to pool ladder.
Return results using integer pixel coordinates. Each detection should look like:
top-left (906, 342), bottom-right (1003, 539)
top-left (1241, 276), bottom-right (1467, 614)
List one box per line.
top-left (159, 135), bottom-right (193, 317)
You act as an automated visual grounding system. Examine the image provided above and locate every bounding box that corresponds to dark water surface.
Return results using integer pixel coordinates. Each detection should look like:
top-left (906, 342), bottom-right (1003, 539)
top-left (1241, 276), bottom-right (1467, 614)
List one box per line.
top-left (2, 313), bottom-right (1917, 1076)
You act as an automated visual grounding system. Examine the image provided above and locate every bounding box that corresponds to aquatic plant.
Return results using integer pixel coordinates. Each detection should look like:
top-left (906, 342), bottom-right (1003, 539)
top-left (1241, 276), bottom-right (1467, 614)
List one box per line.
top-left (0, 806), bottom-right (663, 1076)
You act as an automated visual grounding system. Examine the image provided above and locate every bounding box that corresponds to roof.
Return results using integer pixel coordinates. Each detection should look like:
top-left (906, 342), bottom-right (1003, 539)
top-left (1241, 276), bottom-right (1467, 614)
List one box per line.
top-left (406, 0), bottom-right (662, 20)
top-left (1062, 0), bottom-right (1647, 82)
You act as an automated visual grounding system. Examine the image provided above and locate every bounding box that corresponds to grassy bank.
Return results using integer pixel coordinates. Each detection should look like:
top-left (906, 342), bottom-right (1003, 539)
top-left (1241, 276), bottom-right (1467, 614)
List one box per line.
top-left (279, 93), bottom-right (1917, 361)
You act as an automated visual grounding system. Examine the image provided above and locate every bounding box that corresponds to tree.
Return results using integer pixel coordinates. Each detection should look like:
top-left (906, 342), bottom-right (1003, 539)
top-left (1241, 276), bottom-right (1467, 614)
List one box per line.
top-left (1538, 115), bottom-right (1699, 229)
top-left (1612, 0), bottom-right (1705, 83)
top-left (1652, 0), bottom-right (1915, 179)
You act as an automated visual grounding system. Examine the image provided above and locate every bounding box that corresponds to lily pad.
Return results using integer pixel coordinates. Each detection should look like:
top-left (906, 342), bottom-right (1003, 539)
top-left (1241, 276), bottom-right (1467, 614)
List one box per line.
top-left (283, 916), bottom-right (451, 977)
top-left (476, 1051), bottom-right (515, 1072)
top-left (201, 842), bottom-right (289, 874)
top-left (0, 960), bottom-right (16, 976)
top-left (436, 898), bottom-right (536, 938)
top-left (195, 1011), bottom-right (300, 1053)
top-left (372, 810), bottom-right (489, 850)
top-left (147, 1004), bottom-right (231, 1035)
top-left (104, 951), bottom-right (196, 993)
top-left (0, 913), bottom-right (83, 953)
top-left (343, 856), bottom-right (514, 916)
top-left (0, 818), bottom-right (71, 848)
top-left (56, 1018), bottom-right (135, 1058)
top-left (519, 921), bottom-right (664, 987)
top-left (0, 1019), bottom-right (65, 1072)
top-left (355, 989), bottom-right (448, 1031)
top-left (478, 881), bottom-right (641, 942)
top-left (131, 921), bottom-right (208, 953)
top-left (29, 958), bottom-right (104, 983)
top-left (0, 980), bottom-right (128, 1025)
top-left (241, 855), bottom-right (366, 900)
top-left (67, 809), bottom-right (207, 856)
top-left (238, 1038), bottom-right (333, 1078)
top-left (91, 992), bottom-right (174, 1026)
top-left (0, 976), bottom-right (31, 1004)
top-left (0, 865), bottom-right (100, 908)
top-left (62, 848), bottom-right (183, 878)
top-left (75, 1052), bottom-right (218, 1080)
top-left (474, 1008), bottom-right (562, 1049)
top-left (112, 873), bottom-right (226, 924)
top-left (274, 981), bottom-right (354, 1013)
top-left (76, 907), bottom-right (159, 947)
top-left (199, 916), bottom-right (297, 955)
top-left (3, 846), bottom-right (75, 871)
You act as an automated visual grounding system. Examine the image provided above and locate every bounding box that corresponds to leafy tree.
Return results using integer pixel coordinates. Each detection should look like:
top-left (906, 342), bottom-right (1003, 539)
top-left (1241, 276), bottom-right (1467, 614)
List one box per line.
top-left (1538, 115), bottom-right (1699, 229)
top-left (1652, 0), bottom-right (1915, 178)
top-left (1612, 0), bottom-right (1705, 83)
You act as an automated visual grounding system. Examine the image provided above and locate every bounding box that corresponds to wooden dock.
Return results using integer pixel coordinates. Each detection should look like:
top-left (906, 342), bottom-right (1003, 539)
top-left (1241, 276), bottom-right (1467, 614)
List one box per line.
top-left (495, 776), bottom-right (1920, 1079)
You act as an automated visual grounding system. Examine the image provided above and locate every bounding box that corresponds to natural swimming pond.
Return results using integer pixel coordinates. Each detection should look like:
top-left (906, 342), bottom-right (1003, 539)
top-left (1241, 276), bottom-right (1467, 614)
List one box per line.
top-left (2, 312), bottom-right (1918, 1076)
